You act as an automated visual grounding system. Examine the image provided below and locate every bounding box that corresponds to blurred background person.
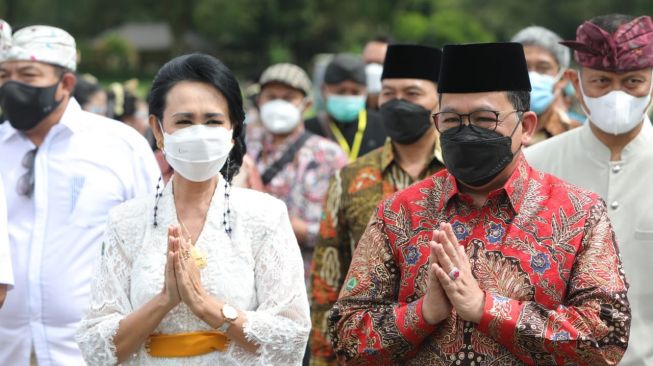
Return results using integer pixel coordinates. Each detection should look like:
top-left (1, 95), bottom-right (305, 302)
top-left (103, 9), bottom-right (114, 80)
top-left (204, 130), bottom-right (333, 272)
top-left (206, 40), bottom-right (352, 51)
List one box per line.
top-left (0, 20), bottom-right (160, 365)
top-left (526, 14), bottom-right (653, 365)
top-left (108, 80), bottom-right (151, 138)
top-left (512, 25), bottom-right (583, 145)
top-left (362, 35), bottom-right (390, 109)
top-left (310, 43), bottom-right (444, 366)
top-left (73, 73), bottom-right (108, 116)
top-left (246, 62), bottom-right (347, 285)
top-left (0, 176), bottom-right (12, 309)
top-left (306, 53), bottom-right (386, 161)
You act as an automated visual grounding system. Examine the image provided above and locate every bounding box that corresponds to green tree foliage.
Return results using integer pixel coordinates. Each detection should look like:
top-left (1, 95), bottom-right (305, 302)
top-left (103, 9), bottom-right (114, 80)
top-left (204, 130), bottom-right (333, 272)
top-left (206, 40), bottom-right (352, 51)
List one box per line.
top-left (82, 34), bottom-right (139, 75)
top-left (2, 0), bottom-right (653, 77)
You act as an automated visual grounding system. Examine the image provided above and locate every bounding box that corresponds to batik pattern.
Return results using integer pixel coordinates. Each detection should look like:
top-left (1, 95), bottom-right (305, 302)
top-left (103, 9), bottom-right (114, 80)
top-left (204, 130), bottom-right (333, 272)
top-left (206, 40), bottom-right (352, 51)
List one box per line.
top-left (309, 138), bottom-right (444, 366)
top-left (328, 156), bottom-right (630, 365)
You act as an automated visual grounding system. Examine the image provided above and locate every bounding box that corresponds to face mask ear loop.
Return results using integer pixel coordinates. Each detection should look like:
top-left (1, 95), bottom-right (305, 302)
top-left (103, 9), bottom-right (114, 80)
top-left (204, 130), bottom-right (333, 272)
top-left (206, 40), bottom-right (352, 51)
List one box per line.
top-left (511, 112), bottom-right (525, 155)
top-left (576, 71), bottom-right (594, 119)
top-left (550, 69), bottom-right (567, 98)
top-left (156, 118), bottom-right (167, 152)
top-left (553, 68), bottom-right (566, 84)
top-left (642, 70), bottom-right (653, 116)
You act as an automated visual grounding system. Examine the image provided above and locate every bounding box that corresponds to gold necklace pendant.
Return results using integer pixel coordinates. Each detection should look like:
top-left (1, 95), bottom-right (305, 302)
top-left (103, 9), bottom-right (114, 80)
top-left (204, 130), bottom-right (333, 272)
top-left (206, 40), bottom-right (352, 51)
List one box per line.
top-left (190, 246), bottom-right (208, 269)
top-left (177, 218), bottom-right (207, 269)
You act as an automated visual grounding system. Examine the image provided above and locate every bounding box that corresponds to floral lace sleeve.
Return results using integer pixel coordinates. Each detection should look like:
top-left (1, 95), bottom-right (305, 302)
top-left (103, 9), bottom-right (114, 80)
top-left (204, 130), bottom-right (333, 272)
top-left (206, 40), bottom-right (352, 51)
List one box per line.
top-left (75, 216), bottom-right (135, 366)
top-left (240, 200), bottom-right (311, 365)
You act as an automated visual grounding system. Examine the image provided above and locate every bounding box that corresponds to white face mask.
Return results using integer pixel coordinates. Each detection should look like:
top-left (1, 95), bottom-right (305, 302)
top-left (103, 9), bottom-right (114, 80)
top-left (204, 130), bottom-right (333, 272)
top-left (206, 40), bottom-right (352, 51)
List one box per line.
top-left (365, 63), bottom-right (383, 94)
top-left (579, 73), bottom-right (653, 135)
top-left (160, 122), bottom-right (234, 182)
top-left (260, 99), bottom-right (302, 134)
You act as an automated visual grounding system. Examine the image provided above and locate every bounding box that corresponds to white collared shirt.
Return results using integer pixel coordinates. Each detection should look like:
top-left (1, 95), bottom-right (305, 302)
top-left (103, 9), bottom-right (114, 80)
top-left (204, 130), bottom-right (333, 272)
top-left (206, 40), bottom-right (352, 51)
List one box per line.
top-left (525, 118), bottom-right (653, 366)
top-left (0, 99), bottom-right (161, 366)
top-left (0, 177), bottom-right (13, 288)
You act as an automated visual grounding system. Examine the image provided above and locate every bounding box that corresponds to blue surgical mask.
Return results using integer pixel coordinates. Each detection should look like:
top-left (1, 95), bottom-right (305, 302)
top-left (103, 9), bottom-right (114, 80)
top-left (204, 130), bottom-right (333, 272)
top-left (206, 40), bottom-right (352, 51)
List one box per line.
top-left (528, 71), bottom-right (556, 115)
top-left (326, 94), bottom-right (366, 123)
top-left (564, 81), bottom-right (576, 97)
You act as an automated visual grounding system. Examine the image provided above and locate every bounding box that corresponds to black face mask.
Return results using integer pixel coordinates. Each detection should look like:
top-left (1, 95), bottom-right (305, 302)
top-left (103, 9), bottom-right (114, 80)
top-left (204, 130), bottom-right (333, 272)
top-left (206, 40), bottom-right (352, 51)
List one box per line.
top-left (0, 79), bottom-right (63, 131)
top-left (440, 122), bottom-right (520, 187)
top-left (380, 99), bottom-right (433, 144)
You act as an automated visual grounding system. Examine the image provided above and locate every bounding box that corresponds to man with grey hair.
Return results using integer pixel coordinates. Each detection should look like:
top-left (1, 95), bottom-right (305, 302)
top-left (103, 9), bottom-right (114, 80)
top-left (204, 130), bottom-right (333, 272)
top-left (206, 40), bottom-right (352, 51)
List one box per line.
top-left (512, 25), bottom-right (582, 144)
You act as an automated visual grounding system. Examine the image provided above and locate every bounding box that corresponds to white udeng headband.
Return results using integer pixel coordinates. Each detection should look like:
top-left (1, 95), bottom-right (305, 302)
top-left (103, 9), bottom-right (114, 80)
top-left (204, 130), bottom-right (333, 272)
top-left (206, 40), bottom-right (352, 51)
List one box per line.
top-left (0, 19), bottom-right (77, 71)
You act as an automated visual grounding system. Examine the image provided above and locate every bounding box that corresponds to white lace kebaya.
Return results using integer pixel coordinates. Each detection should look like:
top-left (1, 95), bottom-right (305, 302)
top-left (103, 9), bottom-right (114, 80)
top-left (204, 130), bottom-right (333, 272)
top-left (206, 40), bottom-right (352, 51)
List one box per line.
top-left (76, 176), bottom-right (310, 365)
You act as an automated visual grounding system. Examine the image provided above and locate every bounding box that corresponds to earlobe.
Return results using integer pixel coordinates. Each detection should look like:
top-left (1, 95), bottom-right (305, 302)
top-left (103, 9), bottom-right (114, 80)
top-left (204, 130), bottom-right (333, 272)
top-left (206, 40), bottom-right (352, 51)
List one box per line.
top-left (149, 115), bottom-right (164, 146)
top-left (520, 111), bottom-right (538, 142)
top-left (302, 98), bottom-right (313, 113)
top-left (62, 73), bottom-right (77, 93)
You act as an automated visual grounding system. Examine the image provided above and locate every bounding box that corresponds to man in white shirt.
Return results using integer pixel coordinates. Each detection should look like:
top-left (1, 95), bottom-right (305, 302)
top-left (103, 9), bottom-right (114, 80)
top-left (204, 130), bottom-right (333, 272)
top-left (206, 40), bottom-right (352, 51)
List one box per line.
top-left (0, 177), bottom-right (13, 308)
top-left (0, 21), bottom-right (161, 365)
top-left (525, 14), bottom-right (653, 366)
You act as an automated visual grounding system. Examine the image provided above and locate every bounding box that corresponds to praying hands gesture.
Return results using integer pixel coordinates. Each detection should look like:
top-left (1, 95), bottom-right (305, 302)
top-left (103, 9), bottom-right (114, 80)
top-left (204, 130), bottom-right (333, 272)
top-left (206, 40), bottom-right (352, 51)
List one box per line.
top-left (422, 222), bottom-right (485, 324)
top-left (163, 225), bottom-right (213, 318)
top-left (161, 226), bottom-right (182, 309)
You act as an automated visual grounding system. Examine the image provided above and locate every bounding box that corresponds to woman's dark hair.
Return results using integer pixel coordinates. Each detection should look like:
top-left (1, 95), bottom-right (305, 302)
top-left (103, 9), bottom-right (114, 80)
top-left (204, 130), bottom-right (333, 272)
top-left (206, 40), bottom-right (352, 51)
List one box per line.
top-left (73, 76), bottom-right (104, 107)
top-left (148, 53), bottom-right (246, 182)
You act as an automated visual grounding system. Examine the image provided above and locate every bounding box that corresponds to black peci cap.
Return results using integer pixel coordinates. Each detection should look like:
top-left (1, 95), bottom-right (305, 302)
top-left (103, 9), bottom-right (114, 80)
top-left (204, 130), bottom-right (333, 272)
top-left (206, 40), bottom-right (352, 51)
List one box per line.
top-left (438, 42), bottom-right (531, 93)
top-left (381, 44), bottom-right (442, 83)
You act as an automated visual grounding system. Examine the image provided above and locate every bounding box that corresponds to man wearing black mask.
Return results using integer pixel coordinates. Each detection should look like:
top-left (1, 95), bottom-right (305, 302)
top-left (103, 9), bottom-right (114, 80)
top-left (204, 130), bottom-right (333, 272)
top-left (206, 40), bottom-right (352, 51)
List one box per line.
top-left (310, 44), bottom-right (445, 366)
top-left (328, 42), bottom-right (630, 365)
top-left (0, 21), bottom-right (160, 365)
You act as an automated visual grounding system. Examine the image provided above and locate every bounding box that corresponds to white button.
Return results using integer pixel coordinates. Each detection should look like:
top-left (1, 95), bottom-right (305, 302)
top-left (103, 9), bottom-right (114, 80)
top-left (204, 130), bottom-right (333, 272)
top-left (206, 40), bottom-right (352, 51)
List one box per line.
top-left (610, 201), bottom-right (619, 210)
top-left (612, 165), bottom-right (622, 173)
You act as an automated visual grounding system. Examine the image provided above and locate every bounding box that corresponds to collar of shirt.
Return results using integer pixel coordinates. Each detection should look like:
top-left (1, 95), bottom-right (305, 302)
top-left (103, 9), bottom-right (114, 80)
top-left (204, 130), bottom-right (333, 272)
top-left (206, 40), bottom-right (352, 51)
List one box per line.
top-left (579, 115), bottom-right (653, 162)
top-left (260, 125), bottom-right (306, 161)
top-left (621, 115), bottom-right (653, 159)
top-left (380, 136), bottom-right (444, 173)
top-left (442, 154), bottom-right (532, 214)
top-left (0, 98), bottom-right (85, 143)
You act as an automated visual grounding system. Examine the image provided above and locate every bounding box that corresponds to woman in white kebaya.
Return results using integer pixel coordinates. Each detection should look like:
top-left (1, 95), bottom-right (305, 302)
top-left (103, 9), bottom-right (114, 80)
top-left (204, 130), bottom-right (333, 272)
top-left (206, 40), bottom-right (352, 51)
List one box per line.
top-left (76, 54), bottom-right (310, 366)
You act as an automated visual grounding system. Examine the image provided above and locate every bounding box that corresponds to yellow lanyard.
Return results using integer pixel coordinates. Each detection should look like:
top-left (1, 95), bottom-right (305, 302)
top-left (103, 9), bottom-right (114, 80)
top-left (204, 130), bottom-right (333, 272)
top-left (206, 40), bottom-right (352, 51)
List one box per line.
top-left (329, 109), bottom-right (367, 162)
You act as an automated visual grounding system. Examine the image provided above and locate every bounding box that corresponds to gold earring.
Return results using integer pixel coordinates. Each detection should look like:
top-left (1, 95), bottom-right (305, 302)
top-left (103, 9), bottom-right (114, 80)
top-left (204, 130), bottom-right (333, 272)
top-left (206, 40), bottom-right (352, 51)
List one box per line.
top-left (157, 140), bottom-right (164, 150)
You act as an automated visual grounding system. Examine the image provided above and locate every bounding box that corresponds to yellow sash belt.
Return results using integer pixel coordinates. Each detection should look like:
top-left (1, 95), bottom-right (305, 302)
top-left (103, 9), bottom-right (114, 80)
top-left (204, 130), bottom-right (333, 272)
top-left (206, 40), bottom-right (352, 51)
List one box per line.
top-left (146, 331), bottom-right (230, 357)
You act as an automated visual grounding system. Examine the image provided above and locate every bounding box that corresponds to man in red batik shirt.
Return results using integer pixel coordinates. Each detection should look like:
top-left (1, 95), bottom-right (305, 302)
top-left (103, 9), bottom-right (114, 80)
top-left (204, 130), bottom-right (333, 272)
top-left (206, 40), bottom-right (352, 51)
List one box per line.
top-left (328, 42), bottom-right (630, 365)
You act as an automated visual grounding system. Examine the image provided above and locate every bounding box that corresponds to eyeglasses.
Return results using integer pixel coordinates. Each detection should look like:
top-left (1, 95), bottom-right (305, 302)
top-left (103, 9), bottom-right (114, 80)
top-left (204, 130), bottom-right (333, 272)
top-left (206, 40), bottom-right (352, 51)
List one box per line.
top-left (432, 110), bottom-right (523, 133)
top-left (16, 148), bottom-right (38, 198)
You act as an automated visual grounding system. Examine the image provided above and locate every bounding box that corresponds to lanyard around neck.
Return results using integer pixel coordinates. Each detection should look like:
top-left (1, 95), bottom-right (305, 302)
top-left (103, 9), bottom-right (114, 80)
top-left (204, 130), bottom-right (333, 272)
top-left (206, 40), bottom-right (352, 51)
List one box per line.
top-left (329, 109), bottom-right (367, 162)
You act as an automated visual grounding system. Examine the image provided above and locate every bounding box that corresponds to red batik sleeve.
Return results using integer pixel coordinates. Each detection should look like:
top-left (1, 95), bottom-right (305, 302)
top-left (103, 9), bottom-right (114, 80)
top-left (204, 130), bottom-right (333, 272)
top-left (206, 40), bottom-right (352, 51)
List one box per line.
top-left (328, 218), bottom-right (437, 365)
top-left (478, 202), bottom-right (630, 365)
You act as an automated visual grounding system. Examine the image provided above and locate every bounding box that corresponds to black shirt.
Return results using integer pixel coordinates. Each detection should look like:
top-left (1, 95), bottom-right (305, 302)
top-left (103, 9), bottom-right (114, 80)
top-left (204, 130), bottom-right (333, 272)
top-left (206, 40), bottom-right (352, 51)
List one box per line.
top-left (304, 109), bottom-right (386, 159)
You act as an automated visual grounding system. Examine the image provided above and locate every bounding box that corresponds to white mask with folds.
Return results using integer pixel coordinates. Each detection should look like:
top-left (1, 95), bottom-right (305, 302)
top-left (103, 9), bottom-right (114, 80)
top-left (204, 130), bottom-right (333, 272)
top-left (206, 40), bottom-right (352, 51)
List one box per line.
top-left (160, 122), bottom-right (234, 182)
top-left (580, 72), bottom-right (653, 135)
top-left (260, 99), bottom-right (303, 134)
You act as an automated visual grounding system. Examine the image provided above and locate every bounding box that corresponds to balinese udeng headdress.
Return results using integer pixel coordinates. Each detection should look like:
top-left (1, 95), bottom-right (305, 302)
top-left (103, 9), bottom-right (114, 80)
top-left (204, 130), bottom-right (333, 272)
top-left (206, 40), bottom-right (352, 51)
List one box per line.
top-left (0, 19), bottom-right (77, 71)
top-left (560, 16), bottom-right (653, 72)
